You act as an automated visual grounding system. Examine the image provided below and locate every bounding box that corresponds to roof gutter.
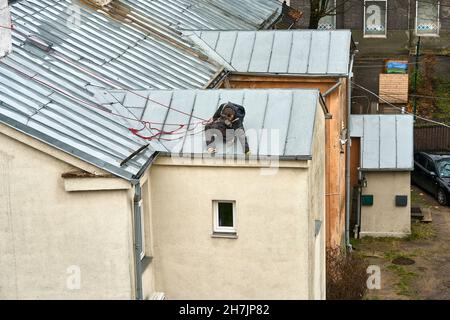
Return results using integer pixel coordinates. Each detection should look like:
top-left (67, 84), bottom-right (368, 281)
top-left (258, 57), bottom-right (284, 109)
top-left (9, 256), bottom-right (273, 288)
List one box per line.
top-left (322, 79), bottom-right (343, 98)
top-left (130, 151), bottom-right (159, 300)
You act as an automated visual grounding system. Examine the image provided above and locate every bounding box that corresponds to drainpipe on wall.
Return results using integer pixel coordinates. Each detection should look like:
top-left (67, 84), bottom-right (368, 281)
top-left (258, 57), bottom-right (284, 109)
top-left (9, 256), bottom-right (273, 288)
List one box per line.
top-left (133, 182), bottom-right (143, 300)
top-left (345, 52), bottom-right (355, 250)
top-left (354, 167), bottom-right (363, 239)
top-left (130, 151), bottom-right (159, 300)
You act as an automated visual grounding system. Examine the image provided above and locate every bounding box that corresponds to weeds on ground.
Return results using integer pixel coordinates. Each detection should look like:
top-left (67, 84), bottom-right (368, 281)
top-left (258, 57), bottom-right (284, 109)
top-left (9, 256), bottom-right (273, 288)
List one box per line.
top-left (433, 76), bottom-right (450, 121)
top-left (387, 264), bottom-right (419, 298)
top-left (410, 188), bottom-right (432, 208)
top-left (406, 220), bottom-right (437, 241)
top-left (326, 248), bottom-right (369, 300)
top-left (383, 249), bottom-right (424, 261)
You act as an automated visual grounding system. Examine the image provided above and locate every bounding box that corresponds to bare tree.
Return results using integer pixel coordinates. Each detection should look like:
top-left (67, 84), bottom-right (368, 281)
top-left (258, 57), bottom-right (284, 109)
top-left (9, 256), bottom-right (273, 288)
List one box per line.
top-left (308, 0), bottom-right (352, 29)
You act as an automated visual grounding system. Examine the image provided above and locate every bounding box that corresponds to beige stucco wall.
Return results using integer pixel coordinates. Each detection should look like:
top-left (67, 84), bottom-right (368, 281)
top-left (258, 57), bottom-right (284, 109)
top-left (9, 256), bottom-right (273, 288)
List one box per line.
top-left (308, 101), bottom-right (326, 299)
top-left (0, 128), bottom-right (135, 299)
top-left (360, 171), bottom-right (411, 238)
top-left (147, 101), bottom-right (326, 300)
top-left (148, 160), bottom-right (311, 299)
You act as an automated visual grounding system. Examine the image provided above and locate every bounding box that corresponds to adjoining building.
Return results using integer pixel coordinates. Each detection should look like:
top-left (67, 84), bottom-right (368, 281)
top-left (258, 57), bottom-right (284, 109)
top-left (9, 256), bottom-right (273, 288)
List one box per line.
top-left (290, 0), bottom-right (449, 55)
top-left (0, 88), bottom-right (327, 299)
top-left (185, 29), bottom-right (356, 248)
top-left (350, 114), bottom-right (414, 238)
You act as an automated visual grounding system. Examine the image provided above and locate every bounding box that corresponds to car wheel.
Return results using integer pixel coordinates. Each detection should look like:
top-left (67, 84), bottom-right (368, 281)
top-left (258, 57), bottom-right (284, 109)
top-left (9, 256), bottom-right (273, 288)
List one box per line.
top-left (437, 188), bottom-right (448, 206)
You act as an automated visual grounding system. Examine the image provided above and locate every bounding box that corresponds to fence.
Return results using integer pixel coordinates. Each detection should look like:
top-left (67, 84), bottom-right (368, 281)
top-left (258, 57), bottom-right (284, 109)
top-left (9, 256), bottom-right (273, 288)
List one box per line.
top-left (414, 125), bottom-right (450, 152)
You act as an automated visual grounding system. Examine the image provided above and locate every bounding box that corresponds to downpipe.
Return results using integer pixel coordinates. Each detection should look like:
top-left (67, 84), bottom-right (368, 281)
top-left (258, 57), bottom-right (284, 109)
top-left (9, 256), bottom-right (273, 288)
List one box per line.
top-left (133, 182), bottom-right (143, 300)
top-left (345, 53), bottom-right (355, 251)
top-left (353, 168), bottom-right (363, 239)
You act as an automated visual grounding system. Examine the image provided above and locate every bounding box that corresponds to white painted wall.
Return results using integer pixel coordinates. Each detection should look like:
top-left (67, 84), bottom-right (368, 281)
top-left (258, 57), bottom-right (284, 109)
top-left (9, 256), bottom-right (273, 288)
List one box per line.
top-left (146, 99), bottom-right (326, 299)
top-left (149, 159), bottom-right (312, 299)
top-left (360, 171), bottom-right (411, 238)
top-left (0, 127), bottom-right (135, 299)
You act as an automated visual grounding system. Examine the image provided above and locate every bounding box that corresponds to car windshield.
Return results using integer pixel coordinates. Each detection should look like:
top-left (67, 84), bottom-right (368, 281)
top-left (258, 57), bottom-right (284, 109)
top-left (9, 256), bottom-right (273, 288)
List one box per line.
top-left (436, 158), bottom-right (450, 178)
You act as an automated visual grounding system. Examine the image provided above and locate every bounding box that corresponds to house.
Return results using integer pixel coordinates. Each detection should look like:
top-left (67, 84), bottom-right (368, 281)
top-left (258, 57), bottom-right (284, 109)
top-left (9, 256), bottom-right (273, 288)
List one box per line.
top-left (290, 1), bottom-right (450, 117)
top-left (0, 0), bottom-right (330, 299)
top-left (184, 29), bottom-right (356, 248)
top-left (290, 0), bottom-right (450, 55)
top-left (0, 87), bottom-right (328, 299)
top-left (134, 88), bottom-right (328, 300)
top-left (350, 114), bottom-right (414, 238)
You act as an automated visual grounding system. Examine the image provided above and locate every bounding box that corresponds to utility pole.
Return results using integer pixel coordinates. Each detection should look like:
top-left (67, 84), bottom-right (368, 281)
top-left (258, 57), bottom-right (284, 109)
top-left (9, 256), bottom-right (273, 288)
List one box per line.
top-left (413, 36), bottom-right (421, 120)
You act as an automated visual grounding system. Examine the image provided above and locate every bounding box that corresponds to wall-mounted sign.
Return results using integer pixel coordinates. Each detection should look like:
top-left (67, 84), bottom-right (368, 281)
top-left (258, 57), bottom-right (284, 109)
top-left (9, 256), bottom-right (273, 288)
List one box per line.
top-left (318, 0), bottom-right (336, 30)
top-left (416, 0), bottom-right (440, 36)
top-left (364, 0), bottom-right (387, 37)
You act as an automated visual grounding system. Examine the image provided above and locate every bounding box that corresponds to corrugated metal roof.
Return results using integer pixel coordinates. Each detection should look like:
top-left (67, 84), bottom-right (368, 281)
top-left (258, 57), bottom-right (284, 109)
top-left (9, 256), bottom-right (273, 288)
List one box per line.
top-left (0, 0), bottom-right (282, 180)
top-left (350, 115), bottom-right (414, 171)
top-left (102, 89), bottom-right (324, 158)
top-left (185, 30), bottom-right (353, 75)
top-left (120, 0), bottom-right (282, 31)
top-left (8, 0), bottom-right (220, 90)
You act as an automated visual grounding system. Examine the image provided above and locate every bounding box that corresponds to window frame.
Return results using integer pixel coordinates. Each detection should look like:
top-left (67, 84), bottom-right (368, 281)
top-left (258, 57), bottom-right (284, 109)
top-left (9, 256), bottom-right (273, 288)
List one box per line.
top-left (363, 0), bottom-right (388, 38)
top-left (415, 0), bottom-right (440, 37)
top-left (318, 0), bottom-right (337, 30)
top-left (212, 200), bottom-right (237, 234)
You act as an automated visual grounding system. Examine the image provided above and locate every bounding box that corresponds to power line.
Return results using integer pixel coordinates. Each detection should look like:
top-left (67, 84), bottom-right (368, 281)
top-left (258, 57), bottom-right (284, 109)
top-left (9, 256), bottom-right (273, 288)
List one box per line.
top-left (0, 59), bottom-right (201, 141)
top-left (351, 81), bottom-right (450, 128)
top-left (9, 26), bottom-right (209, 124)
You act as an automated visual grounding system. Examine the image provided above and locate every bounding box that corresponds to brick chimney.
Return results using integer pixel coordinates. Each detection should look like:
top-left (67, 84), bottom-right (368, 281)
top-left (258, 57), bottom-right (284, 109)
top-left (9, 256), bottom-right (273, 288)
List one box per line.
top-left (0, 0), bottom-right (12, 58)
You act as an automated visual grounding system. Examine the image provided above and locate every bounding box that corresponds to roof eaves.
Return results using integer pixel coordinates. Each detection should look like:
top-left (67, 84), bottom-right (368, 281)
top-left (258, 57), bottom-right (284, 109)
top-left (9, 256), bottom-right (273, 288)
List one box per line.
top-left (0, 113), bottom-right (141, 181)
top-left (156, 151), bottom-right (312, 161)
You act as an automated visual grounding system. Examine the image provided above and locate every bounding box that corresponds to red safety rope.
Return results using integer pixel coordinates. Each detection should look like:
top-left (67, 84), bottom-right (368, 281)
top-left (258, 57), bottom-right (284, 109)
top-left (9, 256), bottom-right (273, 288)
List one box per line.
top-left (0, 24), bottom-right (14, 30)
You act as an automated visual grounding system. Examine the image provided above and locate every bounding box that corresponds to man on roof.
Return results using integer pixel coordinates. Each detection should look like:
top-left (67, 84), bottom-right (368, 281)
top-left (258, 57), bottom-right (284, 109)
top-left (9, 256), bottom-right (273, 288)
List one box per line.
top-left (204, 102), bottom-right (250, 155)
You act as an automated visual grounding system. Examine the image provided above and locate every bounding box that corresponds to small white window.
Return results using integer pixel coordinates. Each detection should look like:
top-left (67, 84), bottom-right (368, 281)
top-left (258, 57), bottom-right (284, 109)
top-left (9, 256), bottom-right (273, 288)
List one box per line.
top-left (416, 0), bottom-right (440, 36)
top-left (363, 0), bottom-right (387, 38)
top-left (213, 201), bottom-right (237, 234)
top-left (318, 0), bottom-right (336, 30)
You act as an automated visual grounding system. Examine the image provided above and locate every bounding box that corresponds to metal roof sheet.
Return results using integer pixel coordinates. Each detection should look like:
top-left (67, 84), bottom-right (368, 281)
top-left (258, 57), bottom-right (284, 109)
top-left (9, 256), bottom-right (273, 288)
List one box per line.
top-left (185, 30), bottom-right (353, 75)
top-left (121, 0), bottom-right (281, 31)
top-left (0, 0), bottom-right (281, 180)
top-left (350, 115), bottom-right (414, 171)
top-left (102, 89), bottom-right (324, 158)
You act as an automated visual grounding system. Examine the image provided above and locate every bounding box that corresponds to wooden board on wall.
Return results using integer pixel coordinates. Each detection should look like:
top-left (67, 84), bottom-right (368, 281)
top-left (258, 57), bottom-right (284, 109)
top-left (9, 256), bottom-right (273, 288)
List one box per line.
top-left (379, 73), bottom-right (409, 103)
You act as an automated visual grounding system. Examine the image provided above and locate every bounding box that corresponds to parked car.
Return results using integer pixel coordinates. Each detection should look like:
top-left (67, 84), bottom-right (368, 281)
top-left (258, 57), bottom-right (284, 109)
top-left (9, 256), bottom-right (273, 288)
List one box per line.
top-left (412, 152), bottom-right (450, 205)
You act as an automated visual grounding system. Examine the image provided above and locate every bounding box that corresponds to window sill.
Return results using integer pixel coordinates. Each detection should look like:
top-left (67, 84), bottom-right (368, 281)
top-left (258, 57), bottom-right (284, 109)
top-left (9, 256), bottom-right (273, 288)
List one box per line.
top-left (211, 232), bottom-right (238, 239)
top-left (415, 33), bottom-right (440, 38)
top-left (363, 35), bottom-right (387, 39)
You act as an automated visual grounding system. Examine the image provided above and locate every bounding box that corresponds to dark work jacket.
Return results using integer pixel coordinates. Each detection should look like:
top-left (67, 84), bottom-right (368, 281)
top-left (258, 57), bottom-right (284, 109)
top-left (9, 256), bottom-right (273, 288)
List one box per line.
top-left (212, 102), bottom-right (246, 130)
top-left (207, 102), bottom-right (249, 153)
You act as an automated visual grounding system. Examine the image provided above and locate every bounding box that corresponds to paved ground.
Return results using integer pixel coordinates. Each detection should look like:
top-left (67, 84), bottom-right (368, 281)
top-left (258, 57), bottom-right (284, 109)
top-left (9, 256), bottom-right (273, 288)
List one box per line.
top-left (354, 185), bottom-right (450, 300)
